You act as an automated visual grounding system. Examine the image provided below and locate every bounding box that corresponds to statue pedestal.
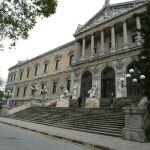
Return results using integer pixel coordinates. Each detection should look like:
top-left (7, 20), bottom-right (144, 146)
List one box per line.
top-left (0, 105), bottom-right (10, 115)
top-left (122, 106), bottom-right (145, 142)
top-left (56, 99), bottom-right (69, 108)
top-left (85, 98), bottom-right (99, 108)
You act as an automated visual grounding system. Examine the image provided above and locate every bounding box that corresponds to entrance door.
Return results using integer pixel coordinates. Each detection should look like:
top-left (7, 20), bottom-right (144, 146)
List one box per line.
top-left (80, 71), bottom-right (92, 98)
top-left (101, 67), bottom-right (115, 98)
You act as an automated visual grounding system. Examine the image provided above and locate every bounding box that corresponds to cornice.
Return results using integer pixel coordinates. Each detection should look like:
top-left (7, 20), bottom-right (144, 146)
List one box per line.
top-left (75, 3), bottom-right (146, 39)
top-left (71, 46), bottom-right (142, 70)
top-left (9, 40), bottom-right (75, 70)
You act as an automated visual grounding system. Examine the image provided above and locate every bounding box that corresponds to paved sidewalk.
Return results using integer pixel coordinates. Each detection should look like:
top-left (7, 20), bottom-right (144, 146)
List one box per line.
top-left (0, 117), bottom-right (150, 150)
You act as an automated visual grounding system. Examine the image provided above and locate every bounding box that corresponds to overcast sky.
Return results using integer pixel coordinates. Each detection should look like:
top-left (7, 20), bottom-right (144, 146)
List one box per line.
top-left (0, 0), bottom-right (133, 81)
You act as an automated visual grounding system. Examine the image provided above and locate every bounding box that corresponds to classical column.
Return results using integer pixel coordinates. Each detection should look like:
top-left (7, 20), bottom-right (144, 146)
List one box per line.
top-left (81, 37), bottom-right (85, 60)
top-left (101, 30), bottom-right (104, 54)
top-left (91, 34), bottom-right (94, 56)
top-left (111, 25), bottom-right (116, 52)
top-left (136, 16), bottom-right (141, 30)
top-left (123, 20), bottom-right (129, 49)
top-left (136, 16), bottom-right (142, 46)
top-left (74, 40), bottom-right (80, 63)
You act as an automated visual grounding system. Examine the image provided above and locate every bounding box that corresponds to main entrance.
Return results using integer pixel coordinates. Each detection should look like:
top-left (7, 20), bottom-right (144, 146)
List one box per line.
top-left (80, 71), bottom-right (92, 97)
top-left (101, 67), bottom-right (115, 98)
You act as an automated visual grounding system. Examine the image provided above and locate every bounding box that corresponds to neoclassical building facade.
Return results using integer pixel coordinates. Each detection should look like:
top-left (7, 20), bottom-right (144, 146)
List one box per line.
top-left (5, 0), bottom-right (147, 104)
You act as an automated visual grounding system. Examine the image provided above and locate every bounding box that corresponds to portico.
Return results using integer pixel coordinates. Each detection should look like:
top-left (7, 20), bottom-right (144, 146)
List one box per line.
top-left (72, 0), bottom-right (144, 100)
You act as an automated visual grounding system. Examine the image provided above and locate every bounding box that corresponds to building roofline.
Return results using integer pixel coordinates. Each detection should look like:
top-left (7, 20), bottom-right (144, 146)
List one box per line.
top-left (74, 0), bottom-right (146, 36)
top-left (9, 40), bottom-right (75, 70)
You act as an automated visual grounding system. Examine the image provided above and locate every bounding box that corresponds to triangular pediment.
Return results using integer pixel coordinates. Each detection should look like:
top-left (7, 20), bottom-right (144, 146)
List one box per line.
top-left (74, 0), bottom-right (146, 36)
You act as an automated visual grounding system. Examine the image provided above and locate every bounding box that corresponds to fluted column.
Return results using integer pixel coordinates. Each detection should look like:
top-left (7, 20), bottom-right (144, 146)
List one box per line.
top-left (81, 37), bottom-right (85, 60)
top-left (136, 16), bottom-right (141, 30)
top-left (74, 41), bottom-right (80, 63)
top-left (111, 25), bottom-right (116, 52)
top-left (101, 30), bottom-right (104, 54)
top-left (123, 20), bottom-right (129, 49)
top-left (91, 34), bottom-right (94, 56)
top-left (136, 16), bottom-right (142, 46)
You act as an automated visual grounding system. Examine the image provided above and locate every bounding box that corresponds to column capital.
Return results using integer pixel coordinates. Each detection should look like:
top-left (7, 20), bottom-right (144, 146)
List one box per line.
top-left (110, 23), bottom-right (115, 27)
top-left (122, 18), bottom-right (128, 23)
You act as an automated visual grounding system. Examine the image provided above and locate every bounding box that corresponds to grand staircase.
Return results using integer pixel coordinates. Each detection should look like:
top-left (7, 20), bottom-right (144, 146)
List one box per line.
top-left (8, 107), bottom-right (125, 137)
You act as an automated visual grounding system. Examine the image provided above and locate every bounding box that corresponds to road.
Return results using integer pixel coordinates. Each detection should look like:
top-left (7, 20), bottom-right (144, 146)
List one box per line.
top-left (0, 123), bottom-right (90, 150)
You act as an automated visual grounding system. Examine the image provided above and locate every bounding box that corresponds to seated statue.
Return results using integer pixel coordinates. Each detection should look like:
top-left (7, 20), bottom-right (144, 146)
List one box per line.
top-left (138, 97), bottom-right (149, 112)
top-left (88, 84), bottom-right (97, 98)
top-left (60, 88), bottom-right (69, 100)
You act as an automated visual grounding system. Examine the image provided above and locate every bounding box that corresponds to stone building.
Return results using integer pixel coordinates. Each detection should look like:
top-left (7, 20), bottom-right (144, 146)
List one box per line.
top-left (5, 0), bottom-right (147, 105)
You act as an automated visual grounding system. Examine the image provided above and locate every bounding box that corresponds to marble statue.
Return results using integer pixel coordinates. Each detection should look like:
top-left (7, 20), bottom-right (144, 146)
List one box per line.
top-left (105, 0), bottom-right (110, 6)
top-left (88, 84), bottom-right (98, 98)
top-left (138, 97), bottom-right (149, 112)
top-left (60, 88), bottom-right (69, 100)
top-left (135, 32), bottom-right (142, 45)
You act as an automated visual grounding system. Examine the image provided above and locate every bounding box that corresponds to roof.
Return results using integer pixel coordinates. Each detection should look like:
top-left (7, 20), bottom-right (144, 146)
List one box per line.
top-left (74, 0), bottom-right (147, 36)
top-left (9, 40), bottom-right (75, 70)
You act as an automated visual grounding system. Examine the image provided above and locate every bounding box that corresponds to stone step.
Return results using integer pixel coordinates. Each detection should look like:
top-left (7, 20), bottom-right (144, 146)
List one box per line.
top-left (30, 117), bottom-right (124, 124)
top-left (7, 106), bottom-right (125, 138)
top-left (31, 121), bottom-right (122, 137)
top-left (38, 121), bottom-right (123, 131)
top-left (29, 118), bottom-right (123, 133)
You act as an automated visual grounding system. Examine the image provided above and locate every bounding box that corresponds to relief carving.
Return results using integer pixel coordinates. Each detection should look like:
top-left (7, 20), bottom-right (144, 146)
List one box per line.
top-left (116, 60), bottom-right (124, 70)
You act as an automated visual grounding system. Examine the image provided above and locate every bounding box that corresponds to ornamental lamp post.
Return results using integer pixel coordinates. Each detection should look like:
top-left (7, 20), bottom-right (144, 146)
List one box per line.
top-left (120, 68), bottom-right (145, 88)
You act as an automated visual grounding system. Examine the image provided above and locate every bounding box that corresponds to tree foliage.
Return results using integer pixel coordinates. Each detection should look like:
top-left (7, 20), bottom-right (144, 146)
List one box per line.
top-left (0, 0), bottom-right (57, 44)
top-left (0, 90), bottom-right (4, 100)
top-left (138, 1), bottom-right (150, 99)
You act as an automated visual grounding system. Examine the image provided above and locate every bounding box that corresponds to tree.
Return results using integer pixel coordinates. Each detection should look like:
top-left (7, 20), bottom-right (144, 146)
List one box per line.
top-left (0, 0), bottom-right (57, 46)
top-left (138, 1), bottom-right (150, 99)
top-left (0, 78), bottom-right (4, 87)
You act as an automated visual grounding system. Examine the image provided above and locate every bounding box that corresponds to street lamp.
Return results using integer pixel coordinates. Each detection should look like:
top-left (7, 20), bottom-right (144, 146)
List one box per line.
top-left (4, 90), bottom-right (13, 106)
top-left (120, 68), bottom-right (145, 88)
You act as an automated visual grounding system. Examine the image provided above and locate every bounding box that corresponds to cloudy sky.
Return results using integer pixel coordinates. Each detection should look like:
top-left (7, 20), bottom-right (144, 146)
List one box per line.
top-left (0, 0), bottom-right (133, 81)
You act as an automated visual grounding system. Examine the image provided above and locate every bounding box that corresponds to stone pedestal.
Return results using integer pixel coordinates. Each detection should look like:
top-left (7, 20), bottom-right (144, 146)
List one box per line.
top-left (85, 98), bottom-right (99, 108)
top-left (56, 99), bottom-right (69, 108)
top-left (0, 105), bottom-right (10, 115)
top-left (122, 106), bottom-right (145, 142)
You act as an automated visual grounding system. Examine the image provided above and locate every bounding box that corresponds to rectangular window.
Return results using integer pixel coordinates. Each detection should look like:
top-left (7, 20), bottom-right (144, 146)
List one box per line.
top-left (94, 48), bottom-right (97, 54)
top-left (67, 80), bottom-right (71, 91)
top-left (20, 72), bottom-right (23, 80)
top-left (23, 87), bottom-right (27, 97)
top-left (7, 76), bottom-right (10, 82)
top-left (55, 60), bottom-right (60, 71)
top-left (69, 55), bottom-right (74, 65)
top-left (52, 82), bottom-right (57, 94)
top-left (10, 75), bottom-right (13, 82)
top-left (41, 83), bottom-right (45, 94)
top-left (41, 83), bottom-right (45, 90)
top-left (44, 63), bottom-right (48, 74)
top-left (16, 88), bottom-right (20, 97)
top-left (27, 68), bottom-right (30, 78)
top-left (35, 66), bottom-right (38, 76)
top-left (132, 34), bottom-right (137, 43)
top-left (14, 74), bottom-right (16, 81)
